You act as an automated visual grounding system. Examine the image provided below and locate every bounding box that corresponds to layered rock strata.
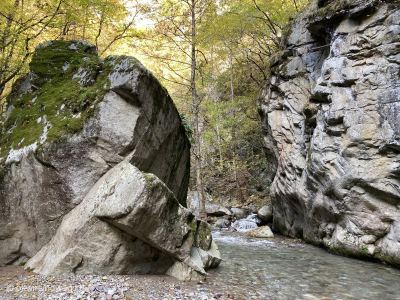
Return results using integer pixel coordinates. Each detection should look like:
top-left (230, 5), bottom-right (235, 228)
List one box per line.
top-left (259, 0), bottom-right (400, 264)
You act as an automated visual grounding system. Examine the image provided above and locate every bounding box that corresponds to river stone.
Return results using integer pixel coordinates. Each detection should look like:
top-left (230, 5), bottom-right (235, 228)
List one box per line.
top-left (25, 160), bottom-right (220, 280)
top-left (257, 205), bottom-right (273, 223)
top-left (231, 207), bottom-right (248, 219)
top-left (259, 0), bottom-right (400, 264)
top-left (247, 226), bottom-right (274, 238)
top-left (215, 218), bottom-right (231, 229)
top-left (189, 241), bottom-right (221, 271)
top-left (206, 203), bottom-right (232, 216)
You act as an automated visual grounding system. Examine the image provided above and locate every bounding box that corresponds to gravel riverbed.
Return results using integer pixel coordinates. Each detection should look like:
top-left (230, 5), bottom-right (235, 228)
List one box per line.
top-left (0, 266), bottom-right (234, 300)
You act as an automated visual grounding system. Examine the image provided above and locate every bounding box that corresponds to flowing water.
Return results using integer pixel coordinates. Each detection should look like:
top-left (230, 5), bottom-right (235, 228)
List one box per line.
top-left (205, 231), bottom-right (400, 300)
top-left (231, 214), bottom-right (259, 232)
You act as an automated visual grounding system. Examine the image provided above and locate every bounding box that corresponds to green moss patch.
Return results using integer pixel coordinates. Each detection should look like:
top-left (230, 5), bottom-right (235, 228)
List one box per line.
top-left (30, 40), bottom-right (98, 85)
top-left (194, 221), bottom-right (212, 251)
top-left (0, 40), bottom-right (115, 159)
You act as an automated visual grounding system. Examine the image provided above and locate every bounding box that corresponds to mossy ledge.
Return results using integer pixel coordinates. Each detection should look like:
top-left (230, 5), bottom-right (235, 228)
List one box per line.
top-left (0, 40), bottom-right (116, 161)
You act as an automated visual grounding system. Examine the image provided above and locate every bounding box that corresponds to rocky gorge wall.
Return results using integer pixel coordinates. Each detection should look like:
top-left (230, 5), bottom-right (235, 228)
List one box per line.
top-left (259, 0), bottom-right (400, 264)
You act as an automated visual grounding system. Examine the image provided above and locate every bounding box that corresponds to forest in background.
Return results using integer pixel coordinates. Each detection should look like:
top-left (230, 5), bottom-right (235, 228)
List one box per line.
top-left (0, 0), bottom-right (308, 214)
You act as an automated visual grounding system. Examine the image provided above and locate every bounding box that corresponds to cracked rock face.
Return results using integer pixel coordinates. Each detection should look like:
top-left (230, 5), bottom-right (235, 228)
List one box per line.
top-left (0, 41), bottom-right (220, 279)
top-left (259, 0), bottom-right (400, 264)
top-left (25, 160), bottom-right (220, 280)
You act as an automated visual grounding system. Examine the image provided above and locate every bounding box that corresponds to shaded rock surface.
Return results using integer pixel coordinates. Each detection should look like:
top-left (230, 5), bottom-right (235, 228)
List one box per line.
top-left (206, 203), bottom-right (232, 217)
top-left (0, 40), bottom-right (220, 279)
top-left (257, 205), bottom-right (273, 223)
top-left (215, 219), bottom-right (231, 229)
top-left (259, 0), bottom-right (400, 264)
top-left (230, 207), bottom-right (248, 219)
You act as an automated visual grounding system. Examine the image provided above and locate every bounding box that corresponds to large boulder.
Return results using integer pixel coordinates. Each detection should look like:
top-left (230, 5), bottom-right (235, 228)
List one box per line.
top-left (0, 40), bottom-right (220, 279)
top-left (25, 160), bottom-right (220, 280)
top-left (259, 0), bottom-right (400, 264)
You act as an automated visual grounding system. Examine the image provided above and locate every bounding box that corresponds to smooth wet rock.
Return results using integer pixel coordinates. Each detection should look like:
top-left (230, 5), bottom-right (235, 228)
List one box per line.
top-left (257, 205), bottom-right (273, 223)
top-left (247, 226), bottom-right (274, 238)
top-left (215, 219), bottom-right (231, 229)
top-left (259, 0), bottom-right (400, 264)
top-left (230, 208), bottom-right (248, 219)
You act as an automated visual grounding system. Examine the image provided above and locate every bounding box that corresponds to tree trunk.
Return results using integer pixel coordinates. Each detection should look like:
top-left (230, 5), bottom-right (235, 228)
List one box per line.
top-left (209, 45), bottom-right (223, 171)
top-left (228, 48), bottom-right (245, 203)
top-left (190, 0), bottom-right (206, 221)
top-left (216, 123), bottom-right (223, 171)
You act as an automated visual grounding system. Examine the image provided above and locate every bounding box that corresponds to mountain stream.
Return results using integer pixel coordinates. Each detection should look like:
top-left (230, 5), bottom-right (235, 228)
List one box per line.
top-left (204, 231), bottom-right (400, 300)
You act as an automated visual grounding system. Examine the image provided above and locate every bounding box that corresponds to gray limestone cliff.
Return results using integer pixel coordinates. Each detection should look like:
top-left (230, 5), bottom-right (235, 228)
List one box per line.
top-left (0, 40), bottom-right (220, 279)
top-left (259, 0), bottom-right (400, 264)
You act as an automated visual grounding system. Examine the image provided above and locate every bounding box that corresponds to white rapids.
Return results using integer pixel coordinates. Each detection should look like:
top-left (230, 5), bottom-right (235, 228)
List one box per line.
top-left (231, 214), bottom-right (261, 232)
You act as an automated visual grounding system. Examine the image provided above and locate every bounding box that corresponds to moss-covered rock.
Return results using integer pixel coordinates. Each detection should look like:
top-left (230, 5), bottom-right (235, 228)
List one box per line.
top-left (0, 40), bottom-right (193, 271)
top-left (0, 40), bottom-right (109, 159)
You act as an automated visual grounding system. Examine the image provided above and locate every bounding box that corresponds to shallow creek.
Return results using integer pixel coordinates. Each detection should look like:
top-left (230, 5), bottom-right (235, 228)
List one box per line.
top-left (205, 231), bottom-right (400, 300)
